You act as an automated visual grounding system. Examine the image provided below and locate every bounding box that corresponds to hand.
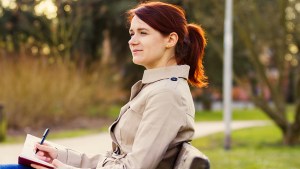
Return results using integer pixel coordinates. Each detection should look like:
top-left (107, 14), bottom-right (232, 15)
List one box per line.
top-left (34, 142), bottom-right (58, 163)
top-left (31, 159), bottom-right (76, 169)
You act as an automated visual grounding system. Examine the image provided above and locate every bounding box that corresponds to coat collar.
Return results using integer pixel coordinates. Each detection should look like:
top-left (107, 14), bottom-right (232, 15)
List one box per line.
top-left (142, 65), bottom-right (190, 84)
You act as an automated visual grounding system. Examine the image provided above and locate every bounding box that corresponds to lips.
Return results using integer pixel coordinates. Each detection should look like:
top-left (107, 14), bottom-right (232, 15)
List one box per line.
top-left (132, 49), bottom-right (143, 53)
top-left (131, 49), bottom-right (143, 55)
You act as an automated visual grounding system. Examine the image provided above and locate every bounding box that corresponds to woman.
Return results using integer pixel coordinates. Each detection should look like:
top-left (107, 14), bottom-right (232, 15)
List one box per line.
top-left (1, 1), bottom-right (207, 169)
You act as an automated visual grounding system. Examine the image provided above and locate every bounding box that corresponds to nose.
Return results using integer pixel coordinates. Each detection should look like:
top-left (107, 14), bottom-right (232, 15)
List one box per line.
top-left (128, 35), bottom-right (139, 46)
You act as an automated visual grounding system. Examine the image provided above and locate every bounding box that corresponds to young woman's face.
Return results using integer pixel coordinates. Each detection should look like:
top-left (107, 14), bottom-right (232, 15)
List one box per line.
top-left (128, 16), bottom-right (171, 69)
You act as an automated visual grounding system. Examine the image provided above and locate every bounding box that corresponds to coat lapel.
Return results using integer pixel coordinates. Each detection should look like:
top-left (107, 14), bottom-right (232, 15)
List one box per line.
top-left (109, 80), bottom-right (144, 147)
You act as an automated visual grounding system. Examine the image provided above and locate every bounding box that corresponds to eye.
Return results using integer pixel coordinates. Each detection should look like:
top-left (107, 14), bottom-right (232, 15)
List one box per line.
top-left (140, 31), bottom-right (147, 35)
top-left (129, 33), bottom-right (134, 37)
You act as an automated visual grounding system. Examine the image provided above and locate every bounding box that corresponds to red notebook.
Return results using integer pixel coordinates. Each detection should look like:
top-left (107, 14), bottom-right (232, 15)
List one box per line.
top-left (18, 134), bottom-right (54, 169)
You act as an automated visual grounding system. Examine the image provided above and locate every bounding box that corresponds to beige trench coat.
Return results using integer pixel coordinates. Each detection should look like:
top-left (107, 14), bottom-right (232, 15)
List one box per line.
top-left (56, 65), bottom-right (196, 169)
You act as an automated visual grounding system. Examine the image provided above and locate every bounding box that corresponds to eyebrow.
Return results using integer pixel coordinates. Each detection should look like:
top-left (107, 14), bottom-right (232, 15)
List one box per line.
top-left (129, 28), bottom-right (149, 33)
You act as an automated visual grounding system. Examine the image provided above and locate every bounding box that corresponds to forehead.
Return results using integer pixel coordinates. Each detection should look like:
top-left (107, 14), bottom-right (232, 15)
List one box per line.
top-left (129, 15), bottom-right (152, 30)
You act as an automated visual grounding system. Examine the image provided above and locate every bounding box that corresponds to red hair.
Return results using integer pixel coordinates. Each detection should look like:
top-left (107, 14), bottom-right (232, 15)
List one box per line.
top-left (127, 1), bottom-right (207, 87)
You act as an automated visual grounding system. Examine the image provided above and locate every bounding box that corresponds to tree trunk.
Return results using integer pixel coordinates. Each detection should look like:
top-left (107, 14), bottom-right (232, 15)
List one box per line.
top-left (283, 123), bottom-right (300, 145)
top-left (284, 72), bottom-right (300, 145)
top-left (252, 94), bottom-right (300, 145)
top-left (101, 29), bottom-right (112, 65)
top-left (283, 62), bottom-right (300, 145)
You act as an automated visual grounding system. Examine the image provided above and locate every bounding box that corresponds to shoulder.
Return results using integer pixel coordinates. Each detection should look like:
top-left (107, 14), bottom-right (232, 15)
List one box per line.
top-left (144, 77), bottom-right (188, 101)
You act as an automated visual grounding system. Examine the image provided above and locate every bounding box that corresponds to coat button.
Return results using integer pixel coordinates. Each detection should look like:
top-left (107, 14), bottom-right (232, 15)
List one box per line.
top-left (171, 77), bottom-right (178, 81)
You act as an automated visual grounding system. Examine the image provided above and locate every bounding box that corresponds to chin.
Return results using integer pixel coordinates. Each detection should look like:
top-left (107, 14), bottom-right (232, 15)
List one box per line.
top-left (132, 57), bottom-right (143, 65)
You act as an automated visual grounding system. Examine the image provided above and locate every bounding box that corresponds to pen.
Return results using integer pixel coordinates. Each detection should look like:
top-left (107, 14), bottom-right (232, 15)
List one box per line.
top-left (35, 128), bottom-right (50, 154)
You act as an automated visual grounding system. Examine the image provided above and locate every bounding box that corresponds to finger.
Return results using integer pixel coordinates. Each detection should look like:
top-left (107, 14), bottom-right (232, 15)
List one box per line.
top-left (35, 151), bottom-right (45, 159)
top-left (37, 151), bottom-right (45, 156)
top-left (46, 157), bottom-right (52, 162)
top-left (34, 143), bottom-right (49, 152)
top-left (35, 155), bottom-right (48, 161)
top-left (36, 143), bottom-right (54, 153)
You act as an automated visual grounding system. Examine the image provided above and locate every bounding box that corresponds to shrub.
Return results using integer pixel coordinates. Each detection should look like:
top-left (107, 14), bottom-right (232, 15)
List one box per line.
top-left (0, 56), bottom-right (122, 129)
top-left (0, 105), bottom-right (7, 141)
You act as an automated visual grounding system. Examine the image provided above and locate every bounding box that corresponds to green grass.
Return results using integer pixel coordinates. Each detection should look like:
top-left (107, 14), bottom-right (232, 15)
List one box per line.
top-left (94, 105), bottom-right (273, 121)
top-left (105, 104), bottom-right (122, 119)
top-left (195, 106), bottom-right (295, 122)
top-left (46, 128), bottom-right (105, 140)
top-left (1, 127), bottom-right (107, 144)
top-left (96, 104), bottom-right (296, 122)
top-left (195, 108), bottom-right (269, 121)
top-left (192, 125), bottom-right (300, 169)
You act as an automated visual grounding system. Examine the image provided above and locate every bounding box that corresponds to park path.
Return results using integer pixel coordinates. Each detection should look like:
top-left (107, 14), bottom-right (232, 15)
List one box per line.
top-left (0, 120), bottom-right (268, 164)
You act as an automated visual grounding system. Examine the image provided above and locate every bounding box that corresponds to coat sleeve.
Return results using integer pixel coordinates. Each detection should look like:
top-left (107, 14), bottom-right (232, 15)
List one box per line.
top-left (101, 88), bottom-right (186, 169)
top-left (56, 147), bottom-right (107, 168)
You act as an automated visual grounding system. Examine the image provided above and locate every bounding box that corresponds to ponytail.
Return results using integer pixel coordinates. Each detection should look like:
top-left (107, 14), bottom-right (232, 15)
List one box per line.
top-left (185, 24), bottom-right (208, 88)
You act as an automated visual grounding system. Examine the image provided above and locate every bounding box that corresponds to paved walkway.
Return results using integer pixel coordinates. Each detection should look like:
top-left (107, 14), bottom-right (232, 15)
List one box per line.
top-left (0, 120), bottom-right (268, 164)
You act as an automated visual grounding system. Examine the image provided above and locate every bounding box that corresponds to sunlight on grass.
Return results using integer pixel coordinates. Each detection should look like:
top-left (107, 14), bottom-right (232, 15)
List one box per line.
top-left (195, 108), bottom-right (269, 121)
top-left (192, 125), bottom-right (300, 169)
top-left (2, 127), bottom-right (107, 144)
top-left (195, 106), bottom-right (295, 122)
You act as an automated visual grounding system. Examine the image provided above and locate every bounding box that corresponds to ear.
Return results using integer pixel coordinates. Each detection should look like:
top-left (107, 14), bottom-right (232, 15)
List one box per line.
top-left (165, 32), bottom-right (178, 48)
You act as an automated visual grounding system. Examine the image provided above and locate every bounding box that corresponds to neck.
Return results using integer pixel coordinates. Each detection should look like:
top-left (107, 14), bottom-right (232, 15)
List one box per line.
top-left (145, 57), bottom-right (178, 69)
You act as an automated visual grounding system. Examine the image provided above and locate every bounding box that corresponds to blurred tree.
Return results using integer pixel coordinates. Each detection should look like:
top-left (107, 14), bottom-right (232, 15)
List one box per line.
top-left (189, 0), bottom-right (252, 88)
top-left (235, 0), bottom-right (300, 145)
top-left (190, 0), bottom-right (300, 145)
top-left (0, 0), bottom-right (137, 63)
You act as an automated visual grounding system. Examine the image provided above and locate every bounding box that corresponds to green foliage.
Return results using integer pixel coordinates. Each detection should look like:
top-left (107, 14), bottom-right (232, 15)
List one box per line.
top-left (0, 0), bottom-right (137, 62)
top-left (0, 117), bottom-right (7, 142)
top-left (192, 125), bottom-right (300, 169)
top-left (0, 105), bottom-right (6, 142)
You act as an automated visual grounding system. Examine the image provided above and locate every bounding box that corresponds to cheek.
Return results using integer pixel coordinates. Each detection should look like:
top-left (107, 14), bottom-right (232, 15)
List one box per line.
top-left (149, 44), bottom-right (165, 58)
top-left (145, 40), bottom-right (165, 54)
top-left (141, 36), bottom-right (166, 58)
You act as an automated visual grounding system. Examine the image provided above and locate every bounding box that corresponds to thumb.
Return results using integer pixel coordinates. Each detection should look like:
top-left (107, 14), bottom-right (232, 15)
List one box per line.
top-left (36, 143), bottom-right (53, 153)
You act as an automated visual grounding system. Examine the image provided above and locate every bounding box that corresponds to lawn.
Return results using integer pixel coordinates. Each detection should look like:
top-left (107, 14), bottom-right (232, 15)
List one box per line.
top-left (192, 125), bottom-right (300, 169)
top-left (195, 106), bottom-right (295, 122)
top-left (2, 128), bottom-right (105, 144)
